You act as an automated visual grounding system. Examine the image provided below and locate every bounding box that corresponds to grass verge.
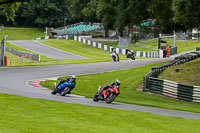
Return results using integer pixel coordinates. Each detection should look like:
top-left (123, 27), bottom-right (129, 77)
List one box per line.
top-left (42, 61), bottom-right (200, 113)
top-left (159, 58), bottom-right (200, 86)
top-left (0, 27), bottom-right (44, 40)
top-left (0, 93), bottom-right (200, 133)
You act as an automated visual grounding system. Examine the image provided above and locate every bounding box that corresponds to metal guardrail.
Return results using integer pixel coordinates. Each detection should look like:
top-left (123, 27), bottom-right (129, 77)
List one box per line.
top-left (143, 50), bottom-right (200, 93)
top-left (6, 46), bottom-right (40, 61)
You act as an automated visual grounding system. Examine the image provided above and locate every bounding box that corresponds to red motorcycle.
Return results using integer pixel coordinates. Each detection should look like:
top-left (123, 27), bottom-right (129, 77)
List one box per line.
top-left (93, 85), bottom-right (120, 103)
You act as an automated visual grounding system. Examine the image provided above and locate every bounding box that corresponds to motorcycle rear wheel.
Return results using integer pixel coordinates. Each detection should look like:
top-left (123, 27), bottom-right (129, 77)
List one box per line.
top-left (106, 93), bottom-right (116, 103)
top-left (61, 87), bottom-right (70, 96)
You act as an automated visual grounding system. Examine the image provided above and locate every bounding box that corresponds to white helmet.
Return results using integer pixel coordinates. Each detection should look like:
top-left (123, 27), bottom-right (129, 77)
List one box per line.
top-left (72, 75), bottom-right (76, 80)
top-left (116, 80), bottom-right (121, 86)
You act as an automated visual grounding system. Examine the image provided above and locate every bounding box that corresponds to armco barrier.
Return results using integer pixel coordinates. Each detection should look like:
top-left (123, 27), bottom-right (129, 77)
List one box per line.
top-left (143, 50), bottom-right (200, 103)
top-left (6, 46), bottom-right (40, 61)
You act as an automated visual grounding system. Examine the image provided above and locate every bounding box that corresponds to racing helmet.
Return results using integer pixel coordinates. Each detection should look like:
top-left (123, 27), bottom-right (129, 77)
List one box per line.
top-left (72, 75), bottom-right (76, 81)
top-left (116, 80), bottom-right (121, 86)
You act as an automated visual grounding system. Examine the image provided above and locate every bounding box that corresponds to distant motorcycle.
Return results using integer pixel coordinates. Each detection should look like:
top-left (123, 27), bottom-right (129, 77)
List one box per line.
top-left (93, 85), bottom-right (120, 103)
top-left (51, 80), bottom-right (75, 96)
top-left (111, 50), bottom-right (120, 62)
top-left (127, 51), bottom-right (135, 60)
top-left (126, 49), bottom-right (135, 60)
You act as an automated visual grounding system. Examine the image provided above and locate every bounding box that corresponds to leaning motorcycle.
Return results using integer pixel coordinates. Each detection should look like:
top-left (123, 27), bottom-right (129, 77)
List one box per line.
top-left (93, 85), bottom-right (120, 103)
top-left (51, 80), bottom-right (75, 96)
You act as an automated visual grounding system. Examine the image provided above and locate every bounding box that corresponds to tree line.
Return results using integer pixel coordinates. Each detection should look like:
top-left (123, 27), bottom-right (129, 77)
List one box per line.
top-left (0, 0), bottom-right (200, 37)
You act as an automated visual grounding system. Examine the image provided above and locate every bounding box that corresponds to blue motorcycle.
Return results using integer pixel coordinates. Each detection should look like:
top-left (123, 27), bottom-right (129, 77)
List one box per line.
top-left (51, 79), bottom-right (75, 96)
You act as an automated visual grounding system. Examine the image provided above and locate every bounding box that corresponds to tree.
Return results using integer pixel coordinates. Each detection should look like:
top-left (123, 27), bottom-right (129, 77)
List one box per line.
top-left (173, 0), bottom-right (200, 30)
top-left (0, 0), bottom-right (40, 21)
top-left (0, 1), bottom-right (21, 21)
top-left (82, 0), bottom-right (99, 23)
top-left (151, 0), bottom-right (174, 33)
top-left (96, 0), bottom-right (116, 37)
top-left (69, 0), bottom-right (90, 22)
top-left (0, 0), bottom-right (29, 5)
top-left (14, 0), bottom-right (71, 27)
top-left (114, 0), bottom-right (132, 37)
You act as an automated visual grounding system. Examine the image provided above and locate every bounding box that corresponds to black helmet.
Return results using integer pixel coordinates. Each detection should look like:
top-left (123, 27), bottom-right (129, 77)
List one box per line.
top-left (116, 80), bottom-right (120, 86)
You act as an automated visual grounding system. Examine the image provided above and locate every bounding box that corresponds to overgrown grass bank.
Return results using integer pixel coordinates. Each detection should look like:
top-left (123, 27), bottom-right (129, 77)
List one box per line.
top-left (42, 61), bottom-right (200, 113)
top-left (0, 93), bottom-right (200, 133)
top-left (0, 27), bottom-right (44, 40)
top-left (159, 58), bottom-right (200, 86)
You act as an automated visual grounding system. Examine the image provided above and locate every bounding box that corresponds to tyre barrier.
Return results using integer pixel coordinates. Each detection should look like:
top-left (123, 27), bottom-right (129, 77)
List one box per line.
top-left (148, 77), bottom-right (200, 103)
top-left (143, 50), bottom-right (200, 103)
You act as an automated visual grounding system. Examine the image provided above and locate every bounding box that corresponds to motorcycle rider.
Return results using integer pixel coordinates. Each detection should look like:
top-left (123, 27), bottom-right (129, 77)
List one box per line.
top-left (111, 48), bottom-right (119, 62)
top-left (125, 49), bottom-right (135, 60)
top-left (101, 80), bottom-right (121, 94)
top-left (55, 75), bottom-right (76, 94)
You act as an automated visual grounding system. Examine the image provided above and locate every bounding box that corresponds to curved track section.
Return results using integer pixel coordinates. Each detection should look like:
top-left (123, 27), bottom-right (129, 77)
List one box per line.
top-left (1, 58), bottom-right (200, 119)
top-left (8, 40), bottom-right (87, 59)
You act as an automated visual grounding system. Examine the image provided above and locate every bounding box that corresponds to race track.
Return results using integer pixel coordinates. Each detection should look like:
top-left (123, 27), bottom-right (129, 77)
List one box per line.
top-left (8, 40), bottom-right (87, 59)
top-left (1, 58), bottom-right (200, 119)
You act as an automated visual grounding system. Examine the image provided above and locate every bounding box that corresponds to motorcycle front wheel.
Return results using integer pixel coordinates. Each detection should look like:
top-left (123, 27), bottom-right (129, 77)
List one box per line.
top-left (51, 88), bottom-right (57, 95)
top-left (93, 93), bottom-right (99, 102)
top-left (61, 87), bottom-right (70, 96)
top-left (106, 93), bottom-right (116, 103)
top-left (130, 55), bottom-right (135, 60)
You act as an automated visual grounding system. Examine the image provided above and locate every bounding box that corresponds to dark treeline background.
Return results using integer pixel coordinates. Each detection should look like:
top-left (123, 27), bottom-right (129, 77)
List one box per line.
top-left (0, 0), bottom-right (200, 35)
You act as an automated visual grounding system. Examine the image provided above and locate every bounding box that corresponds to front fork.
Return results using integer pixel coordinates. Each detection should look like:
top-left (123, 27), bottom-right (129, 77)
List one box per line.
top-left (54, 82), bottom-right (57, 89)
top-left (97, 86), bottom-right (101, 95)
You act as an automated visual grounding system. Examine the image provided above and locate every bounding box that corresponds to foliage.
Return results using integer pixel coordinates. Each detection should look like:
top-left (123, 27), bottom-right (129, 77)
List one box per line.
top-left (96, 0), bottom-right (116, 37)
top-left (173, 0), bottom-right (200, 30)
top-left (68, 0), bottom-right (89, 22)
top-left (0, 1), bottom-right (20, 21)
top-left (1, 0), bottom-right (200, 35)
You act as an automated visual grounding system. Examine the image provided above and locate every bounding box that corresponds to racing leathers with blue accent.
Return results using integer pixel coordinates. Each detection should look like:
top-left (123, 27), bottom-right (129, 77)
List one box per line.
top-left (57, 78), bottom-right (76, 94)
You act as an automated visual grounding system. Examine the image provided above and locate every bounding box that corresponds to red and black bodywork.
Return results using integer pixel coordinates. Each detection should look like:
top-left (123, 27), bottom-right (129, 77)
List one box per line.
top-left (93, 85), bottom-right (120, 103)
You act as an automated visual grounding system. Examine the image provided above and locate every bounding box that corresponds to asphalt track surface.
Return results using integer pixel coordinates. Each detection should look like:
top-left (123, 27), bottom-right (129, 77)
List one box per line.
top-left (1, 57), bottom-right (200, 119)
top-left (8, 40), bottom-right (87, 59)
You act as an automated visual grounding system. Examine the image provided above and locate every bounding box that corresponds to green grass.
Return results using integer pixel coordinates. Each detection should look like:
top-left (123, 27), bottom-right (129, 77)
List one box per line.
top-left (42, 61), bottom-right (200, 113)
top-left (159, 58), bottom-right (200, 86)
top-left (0, 27), bottom-right (44, 40)
top-left (6, 52), bottom-right (38, 66)
top-left (40, 39), bottom-right (128, 60)
top-left (0, 93), bottom-right (200, 133)
top-left (175, 40), bottom-right (200, 53)
top-left (103, 39), bottom-right (200, 53)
